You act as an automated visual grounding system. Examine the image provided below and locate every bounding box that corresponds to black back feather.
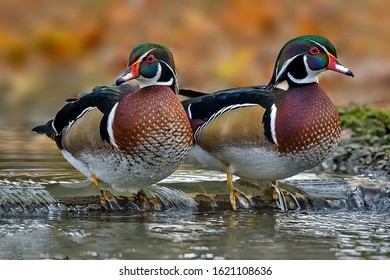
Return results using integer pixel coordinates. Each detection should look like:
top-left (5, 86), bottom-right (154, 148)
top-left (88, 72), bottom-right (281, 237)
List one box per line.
top-left (180, 86), bottom-right (281, 120)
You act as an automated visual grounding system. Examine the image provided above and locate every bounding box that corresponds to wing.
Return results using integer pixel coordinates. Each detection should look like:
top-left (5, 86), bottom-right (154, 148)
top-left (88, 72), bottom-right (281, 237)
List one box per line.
top-left (194, 104), bottom-right (272, 152)
top-left (61, 107), bottom-right (110, 158)
top-left (32, 83), bottom-right (137, 145)
top-left (181, 85), bottom-right (285, 144)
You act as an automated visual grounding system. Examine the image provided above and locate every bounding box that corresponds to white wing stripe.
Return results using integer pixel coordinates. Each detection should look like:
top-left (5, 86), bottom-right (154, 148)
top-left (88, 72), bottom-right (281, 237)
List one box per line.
top-left (270, 104), bottom-right (278, 145)
top-left (107, 102), bottom-right (119, 149)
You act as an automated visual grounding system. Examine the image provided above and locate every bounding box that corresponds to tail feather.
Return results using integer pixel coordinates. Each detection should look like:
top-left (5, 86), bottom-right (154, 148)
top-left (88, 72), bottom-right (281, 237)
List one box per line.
top-left (32, 120), bottom-right (55, 135)
top-left (32, 120), bottom-right (63, 149)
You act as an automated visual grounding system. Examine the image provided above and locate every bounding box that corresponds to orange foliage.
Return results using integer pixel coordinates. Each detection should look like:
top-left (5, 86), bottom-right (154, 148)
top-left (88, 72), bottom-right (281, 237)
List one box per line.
top-left (0, 0), bottom-right (389, 124)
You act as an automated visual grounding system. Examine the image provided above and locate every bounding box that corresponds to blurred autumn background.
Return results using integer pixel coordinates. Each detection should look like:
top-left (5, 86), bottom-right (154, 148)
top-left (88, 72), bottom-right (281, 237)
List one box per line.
top-left (0, 0), bottom-right (389, 127)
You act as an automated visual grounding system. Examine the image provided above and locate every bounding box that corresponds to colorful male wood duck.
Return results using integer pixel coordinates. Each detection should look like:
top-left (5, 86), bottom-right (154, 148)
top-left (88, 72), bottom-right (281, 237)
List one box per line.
top-left (181, 35), bottom-right (354, 210)
top-left (33, 43), bottom-right (193, 210)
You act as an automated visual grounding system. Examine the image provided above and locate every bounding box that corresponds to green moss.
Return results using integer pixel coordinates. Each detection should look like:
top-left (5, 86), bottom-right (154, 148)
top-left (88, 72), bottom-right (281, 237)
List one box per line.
top-left (338, 107), bottom-right (390, 137)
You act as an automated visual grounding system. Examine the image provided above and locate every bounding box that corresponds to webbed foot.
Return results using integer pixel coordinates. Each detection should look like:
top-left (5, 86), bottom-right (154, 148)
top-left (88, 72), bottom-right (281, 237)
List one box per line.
top-left (100, 189), bottom-right (162, 211)
top-left (272, 184), bottom-right (301, 210)
top-left (100, 190), bottom-right (126, 211)
top-left (230, 189), bottom-right (255, 211)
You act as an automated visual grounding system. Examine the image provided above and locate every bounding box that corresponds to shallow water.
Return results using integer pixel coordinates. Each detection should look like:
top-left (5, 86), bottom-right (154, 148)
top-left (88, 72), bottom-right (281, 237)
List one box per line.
top-left (0, 126), bottom-right (389, 260)
top-left (2, 209), bottom-right (390, 260)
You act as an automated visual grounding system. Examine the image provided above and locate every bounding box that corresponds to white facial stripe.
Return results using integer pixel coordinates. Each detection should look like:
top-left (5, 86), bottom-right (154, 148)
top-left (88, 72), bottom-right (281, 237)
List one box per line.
top-left (107, 102), bottom-right (119, 150)
top-left (160, 60), bottom-right (178, 93)
top-left (270, 104), bottom-right (278, 145)
top-left (308, 39), bottom-right (328, 53)
top-left (160, 60), bottom-right (177, 82)
top-left (275, 54), bottom-right (300, 83)
top-left (275, 60), bottom-right (280, 76)
top-left (139, 48), bottom-right (156, 62)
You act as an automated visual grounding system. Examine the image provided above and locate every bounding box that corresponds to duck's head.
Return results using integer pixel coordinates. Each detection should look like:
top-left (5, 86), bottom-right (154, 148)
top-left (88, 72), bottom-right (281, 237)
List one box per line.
top-left (116, 43), bottom-right (178, 94)
top-left (267, 35), bottom-right (354, 89)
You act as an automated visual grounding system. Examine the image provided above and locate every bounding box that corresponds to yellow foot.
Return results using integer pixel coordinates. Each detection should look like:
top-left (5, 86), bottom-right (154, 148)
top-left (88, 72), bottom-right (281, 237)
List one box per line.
top-left (91, 174), bottom-right (127, 211)
top-left (226, 164), bottom-right (254, 211)
top-left (100, 189), bottom-right (163, 212)
top-left (137, 190), bottom-right (161, 211)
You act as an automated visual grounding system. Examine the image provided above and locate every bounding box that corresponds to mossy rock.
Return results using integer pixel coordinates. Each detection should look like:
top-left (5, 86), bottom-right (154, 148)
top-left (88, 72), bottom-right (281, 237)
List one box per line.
top-left (338, 107), bottom-right (390, 137)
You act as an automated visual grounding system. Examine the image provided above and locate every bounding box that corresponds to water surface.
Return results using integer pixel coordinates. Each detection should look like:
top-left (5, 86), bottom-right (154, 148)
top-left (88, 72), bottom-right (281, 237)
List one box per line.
top-left (0, 126), bottom-right (389, 260)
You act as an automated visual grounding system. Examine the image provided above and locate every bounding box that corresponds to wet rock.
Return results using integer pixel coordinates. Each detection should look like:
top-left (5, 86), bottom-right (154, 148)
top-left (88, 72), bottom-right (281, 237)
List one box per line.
top-left (319, 107), bottom-right (390, 179)
top-left (319, 138), bottom-right (390, 179)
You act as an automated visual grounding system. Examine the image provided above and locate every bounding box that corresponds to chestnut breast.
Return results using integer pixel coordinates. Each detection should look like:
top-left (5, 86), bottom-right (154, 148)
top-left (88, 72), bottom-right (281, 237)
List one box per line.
top-left (112, 85), bottom-right (193, 154)
top-left (275, 83), bottom-right (341, 155)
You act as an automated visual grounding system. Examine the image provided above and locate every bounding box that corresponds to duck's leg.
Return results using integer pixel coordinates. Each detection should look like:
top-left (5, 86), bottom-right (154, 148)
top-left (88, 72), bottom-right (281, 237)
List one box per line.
top-left (91, 172), bottom-right (159, 211)
top-left (90, 173), bottom-right (125, 211)
top-left (226, 165), bottom-right (253, 210)
top-left (90, 173), bottom-right (101, 190)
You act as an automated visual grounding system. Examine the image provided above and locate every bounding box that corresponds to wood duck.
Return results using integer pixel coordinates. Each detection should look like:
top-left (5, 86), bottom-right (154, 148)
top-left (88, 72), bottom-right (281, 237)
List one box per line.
top-left (33, 43), bottom-right (193, 210)
top-left (181, 35), bottom-right (354, 210)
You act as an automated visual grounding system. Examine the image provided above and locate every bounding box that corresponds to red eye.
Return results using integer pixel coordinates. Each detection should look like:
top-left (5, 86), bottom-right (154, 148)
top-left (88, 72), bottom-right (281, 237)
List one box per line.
top-left (146, 54), bottom-right (155, 63)
top-left (309, 46), bottom-right (320, 55)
